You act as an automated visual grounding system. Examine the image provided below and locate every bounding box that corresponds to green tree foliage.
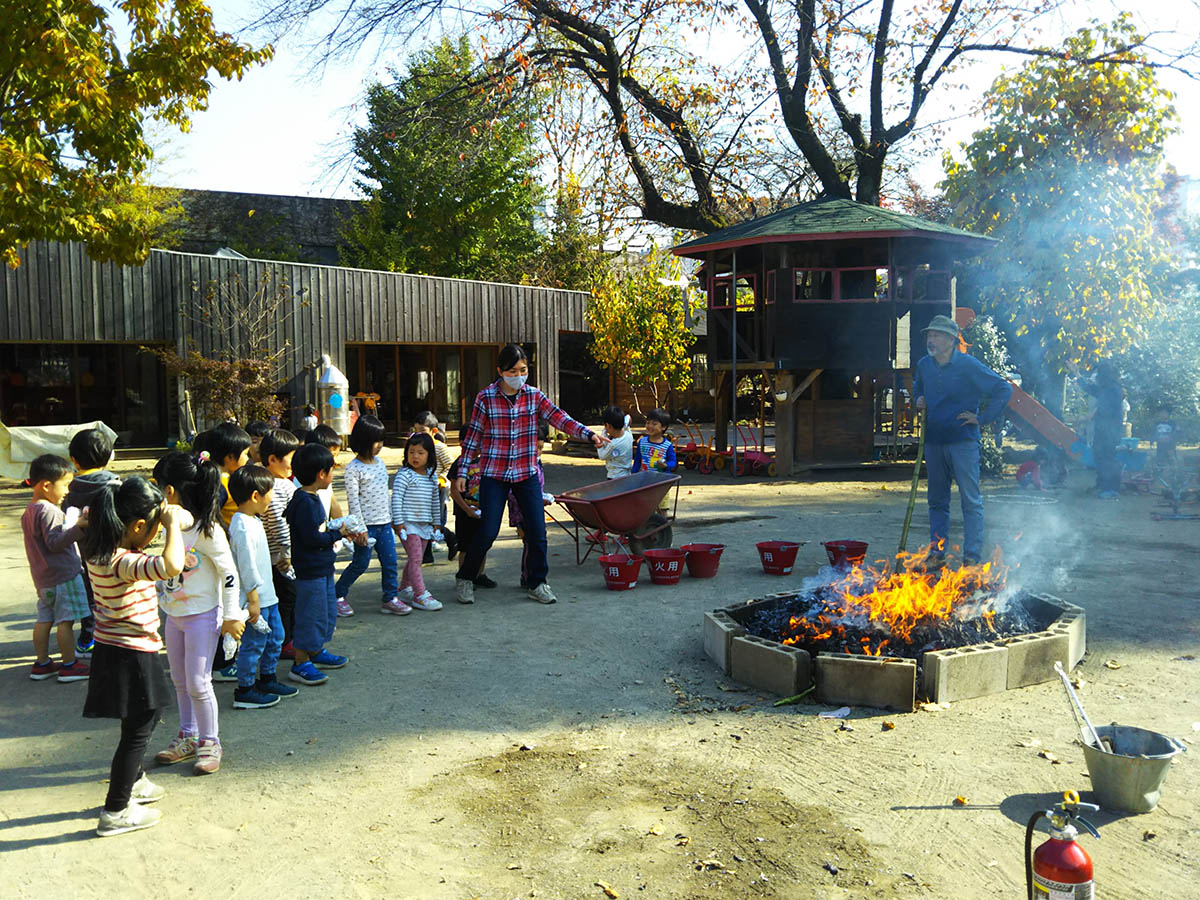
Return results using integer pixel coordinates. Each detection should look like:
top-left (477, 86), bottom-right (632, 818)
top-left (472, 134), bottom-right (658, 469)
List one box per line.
top-left (941, 19), bottom-right (1176, 405)
top-left (0, 0), bottom-right (271, 267)
top-left (530, 176), bottom-right (608, 291)
top-left (342, 36), bottom-right (543, 282)
top-left (585, 251), bottom-right (700, 412)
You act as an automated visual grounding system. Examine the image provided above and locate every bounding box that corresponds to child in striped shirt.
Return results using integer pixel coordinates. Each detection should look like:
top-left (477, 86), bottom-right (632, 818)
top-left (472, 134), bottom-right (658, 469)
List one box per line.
top-left (260, 429), bottom-right (301, 656)
top-left (336, 415), bottom-right (400, 615)
top-left (81, 477), bottom-right (185, 837)
top-left (391, 432), bottom-right (444, 612)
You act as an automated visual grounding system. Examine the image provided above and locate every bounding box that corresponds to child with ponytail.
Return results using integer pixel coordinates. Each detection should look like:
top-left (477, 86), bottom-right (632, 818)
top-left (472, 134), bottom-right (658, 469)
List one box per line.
top-left (150, 451), bottom-right (245, 776)
top-left (82, 477), bottom-right (184, 836)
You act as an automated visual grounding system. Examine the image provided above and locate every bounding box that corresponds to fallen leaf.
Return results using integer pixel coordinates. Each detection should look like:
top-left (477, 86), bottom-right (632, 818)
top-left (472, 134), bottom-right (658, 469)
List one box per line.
top-left (595, 880), bottom-right (619, 898)
top-left (1038, 750), bottom-right (1060, 764)
top-left (305, 737), bottom-right (317, 744)
top-left (676, 834), bottom-right (691, 846)
top-left (717, 683), bottom-right (739, 692)
top-left (1104, 660), bottom-right (1122, 670)
top-left (1070, 675), bottom-right (1087, 689)
top-left (882, 721), bottom-right (896, 731)
top-left (1142, 830), bottom-right (1157, 841)
top-left (1173, 655), bottom-right (1196, 662)
top-left (648, 825), bottom-right (662, 835)
top-left (507, 863), bottom-right (521, 870)
top-left (954, 796), bottom-right (968, 806)
top-left (699, 858), bottom-right (727, 870)
top-left (1016, 738), bottom-right (1042, 748)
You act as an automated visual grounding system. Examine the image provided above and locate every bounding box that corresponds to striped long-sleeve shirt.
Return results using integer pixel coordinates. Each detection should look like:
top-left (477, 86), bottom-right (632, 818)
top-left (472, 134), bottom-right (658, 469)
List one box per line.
top-left (459, 382), bottom-right (593, 482)
top-left (391, 467), bottom-right (441, 530)
top-left (88, 549), bottom-right (170, 652)
top-left (264, 475), bottom-right (296, 567)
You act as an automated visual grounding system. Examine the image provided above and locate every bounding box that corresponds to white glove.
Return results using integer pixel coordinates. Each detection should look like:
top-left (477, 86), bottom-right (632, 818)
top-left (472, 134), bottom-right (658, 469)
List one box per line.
top-left (398, 526), bottom-right (408, 541)
top-left (542, 492), bottom-right (555, 505)
top-left (432, 528), bottom-right (444, 542)
top-left (249, 616), bottom-right (271, 634)
top-left (221, 633), bottom-right (238, 658)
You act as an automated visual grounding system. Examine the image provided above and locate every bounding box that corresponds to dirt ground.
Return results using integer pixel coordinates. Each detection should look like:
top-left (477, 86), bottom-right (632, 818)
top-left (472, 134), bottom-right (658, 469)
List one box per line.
top-left (1, 447), bottom-right (1197, 899)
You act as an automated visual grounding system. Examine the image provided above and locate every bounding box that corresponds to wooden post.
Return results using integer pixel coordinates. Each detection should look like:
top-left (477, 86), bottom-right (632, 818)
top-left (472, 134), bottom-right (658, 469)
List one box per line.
top-left (713, 370), bottom-right (729, 453)
top-left (775, 372), bottom-right (797, 476)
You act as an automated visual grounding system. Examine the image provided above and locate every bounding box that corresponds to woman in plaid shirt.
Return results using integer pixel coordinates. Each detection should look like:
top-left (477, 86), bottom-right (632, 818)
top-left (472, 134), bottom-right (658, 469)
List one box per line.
top-left (453, 344), bottom-right (606, 605)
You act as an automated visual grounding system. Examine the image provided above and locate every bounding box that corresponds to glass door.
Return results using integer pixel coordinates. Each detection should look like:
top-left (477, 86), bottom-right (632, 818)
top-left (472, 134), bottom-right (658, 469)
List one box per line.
top-left (435, 348), bottom-right (462, 428)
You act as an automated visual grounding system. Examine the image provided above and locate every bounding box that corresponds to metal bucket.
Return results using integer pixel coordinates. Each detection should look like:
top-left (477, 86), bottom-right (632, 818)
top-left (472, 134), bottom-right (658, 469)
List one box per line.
top-left (1081, 724), bottom-right (1186, 813)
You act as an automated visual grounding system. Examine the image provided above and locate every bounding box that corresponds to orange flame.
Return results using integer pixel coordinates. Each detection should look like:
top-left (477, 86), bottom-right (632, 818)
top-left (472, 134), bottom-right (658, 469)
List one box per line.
top-left (782, 547), bottom-right (1009, 653)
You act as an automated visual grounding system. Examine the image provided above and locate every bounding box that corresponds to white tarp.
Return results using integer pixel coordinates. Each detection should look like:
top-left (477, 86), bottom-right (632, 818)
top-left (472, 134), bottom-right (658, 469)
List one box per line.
top-left (0, 420), bottom-right (119, 482)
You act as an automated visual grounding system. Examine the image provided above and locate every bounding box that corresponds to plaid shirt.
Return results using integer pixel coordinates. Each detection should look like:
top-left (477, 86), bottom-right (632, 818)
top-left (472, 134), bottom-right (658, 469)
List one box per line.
top-left (461, 382), bottom-right (593, 482)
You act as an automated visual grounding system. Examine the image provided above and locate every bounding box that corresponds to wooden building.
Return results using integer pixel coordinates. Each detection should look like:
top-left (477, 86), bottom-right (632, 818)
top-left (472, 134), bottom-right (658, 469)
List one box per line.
top-left (672, 198), bottom-right (995, 472)
top-left (0, 241), bottom-right (589, 444)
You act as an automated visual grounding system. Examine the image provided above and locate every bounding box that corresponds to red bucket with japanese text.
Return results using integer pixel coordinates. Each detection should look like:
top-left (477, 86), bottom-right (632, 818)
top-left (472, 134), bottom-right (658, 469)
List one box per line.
top-left (642, 548), bottom-right (687, 585)
top-left (756, 541), bottom-right (802, 576)
top-left (599, 554), bottom-right (643, 591)
top-left (822, 540), bottom-right (869, 568)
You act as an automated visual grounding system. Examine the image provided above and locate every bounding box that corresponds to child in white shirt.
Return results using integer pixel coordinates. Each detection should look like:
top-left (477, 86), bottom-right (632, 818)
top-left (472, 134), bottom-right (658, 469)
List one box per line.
top-left (597, 405), bottom-right (634, 480)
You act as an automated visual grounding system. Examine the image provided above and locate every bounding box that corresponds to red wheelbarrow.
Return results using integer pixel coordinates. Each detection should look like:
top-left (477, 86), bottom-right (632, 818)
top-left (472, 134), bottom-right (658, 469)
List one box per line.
top-left (548, 470), bottom-right (681, 564)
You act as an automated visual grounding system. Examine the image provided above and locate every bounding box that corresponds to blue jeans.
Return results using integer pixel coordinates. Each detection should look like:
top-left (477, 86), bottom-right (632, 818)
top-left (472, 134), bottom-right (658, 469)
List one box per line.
top-left (335, 523), bottom-right (398, 599)
top-left (294, 575), bottom-right (336, 655)
top-left (236, 604), bottom-right (284, 688)
top-left (925, 441), bottom-right (985, 560)
top-left (457, 475), bottom-right (548, 588)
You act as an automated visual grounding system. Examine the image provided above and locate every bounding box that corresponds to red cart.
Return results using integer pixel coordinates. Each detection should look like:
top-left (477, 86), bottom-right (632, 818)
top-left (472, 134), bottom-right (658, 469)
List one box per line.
top-left (549, 470), bottom-right (681, 563)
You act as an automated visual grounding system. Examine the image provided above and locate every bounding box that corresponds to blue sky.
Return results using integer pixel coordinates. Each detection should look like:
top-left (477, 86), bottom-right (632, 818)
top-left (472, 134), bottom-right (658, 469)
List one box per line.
top-left (154, 2), bottom-right (1200, 205)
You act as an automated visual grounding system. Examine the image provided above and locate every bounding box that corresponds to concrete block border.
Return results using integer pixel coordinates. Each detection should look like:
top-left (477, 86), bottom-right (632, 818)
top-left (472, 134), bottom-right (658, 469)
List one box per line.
top-left (704, 591), bottom-right (1085, 708)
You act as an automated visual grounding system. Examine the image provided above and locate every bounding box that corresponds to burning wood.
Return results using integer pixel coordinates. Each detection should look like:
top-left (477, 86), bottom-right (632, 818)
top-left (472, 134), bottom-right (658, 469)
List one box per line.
top-left (742, 550), bottom-right (1048, 659)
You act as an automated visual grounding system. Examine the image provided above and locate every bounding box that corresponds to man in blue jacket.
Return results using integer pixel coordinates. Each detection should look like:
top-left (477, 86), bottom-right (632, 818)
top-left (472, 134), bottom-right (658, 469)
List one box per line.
top-left (913, 315), bottom-right (1013, 565)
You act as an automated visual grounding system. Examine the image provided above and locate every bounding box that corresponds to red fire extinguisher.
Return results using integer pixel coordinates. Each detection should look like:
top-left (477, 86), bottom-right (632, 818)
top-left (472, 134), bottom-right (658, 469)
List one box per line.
top-left (1025, 791), bottom-right (1100, 900)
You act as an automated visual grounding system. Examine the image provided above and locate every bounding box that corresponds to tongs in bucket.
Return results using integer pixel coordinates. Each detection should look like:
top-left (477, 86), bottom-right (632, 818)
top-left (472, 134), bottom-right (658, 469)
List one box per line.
top-left (1054, 661), bottom-right (1110, 754)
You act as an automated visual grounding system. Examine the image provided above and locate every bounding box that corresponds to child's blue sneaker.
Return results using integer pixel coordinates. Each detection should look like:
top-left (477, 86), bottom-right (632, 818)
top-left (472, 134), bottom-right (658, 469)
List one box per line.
top-left (232, 685), bottom-right (281, 709)
top-left (76, 638), bottom-right (94, 657)
top-left (287, 662), bottom-right (328, 686)
top-left (311, 649), bottom-right (348, 669)
top-left (212, 664), bottom-right (238, 682)
top-left (257, 676), bottom-right (299, 697)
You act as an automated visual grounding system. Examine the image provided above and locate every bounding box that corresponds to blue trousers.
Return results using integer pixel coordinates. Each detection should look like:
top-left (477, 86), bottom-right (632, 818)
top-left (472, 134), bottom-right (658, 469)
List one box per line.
top-left (925, 441), bottom-right (985, 560)
top-left (236, 603), bottom-right (284, 688)
top-left (335, 523), bottom-right (399, 599)
top-left (456, 475), bottom-right (548, 588)
top-left (294, 575), bottom-right (336, 655)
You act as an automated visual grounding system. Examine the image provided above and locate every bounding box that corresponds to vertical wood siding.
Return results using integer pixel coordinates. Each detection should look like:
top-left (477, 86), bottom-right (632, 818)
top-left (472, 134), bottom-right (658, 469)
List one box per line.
top-left (0, 242), bottom-right (589, 404)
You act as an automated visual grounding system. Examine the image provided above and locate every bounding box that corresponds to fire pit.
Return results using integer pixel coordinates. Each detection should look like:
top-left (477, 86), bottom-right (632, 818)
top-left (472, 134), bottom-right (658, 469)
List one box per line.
top-left (703, 555), bottom-right (1086, 711)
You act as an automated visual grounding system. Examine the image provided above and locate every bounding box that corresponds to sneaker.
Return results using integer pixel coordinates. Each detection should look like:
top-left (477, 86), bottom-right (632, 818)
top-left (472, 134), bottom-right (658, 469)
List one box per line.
top-left (76, 637), bottom-right (95, 657)
top-left (288, 661), bottom-right (328, 686)
top-left (455, 578), bottom-right (475, 605)
top-left (154, 732), bottom-right (197, 765)
top-left (409, 591), bottom-right (443, 611)
top-left (57, 660), bottom-right (90, 682)
top-left (212, 664), bottom-right (238, 683)
top-left (193, 740), bottom-right (221, 775)
top-left (336, 597), bottom-right (355, 617)
top-left (311, 649), bottom-right (348, 669)
top-left (233, 685), bottom-right (282, 709)
top-left (97, 803), bottom-right (162, 837)
top-left (280, 641), bottom-right (296, 660)
top-left (129, 773), bottom-right (165, 804)
top-left (381, 597), bottom-right (413, 616)
top-left (528, 582), bottom-right (557, 604)
top-left (30, 659), bottom-right (61, 681)
top-left (256, 676), bottom-right (299, 697)
top-left (473, 574), bottom-right (498, 589)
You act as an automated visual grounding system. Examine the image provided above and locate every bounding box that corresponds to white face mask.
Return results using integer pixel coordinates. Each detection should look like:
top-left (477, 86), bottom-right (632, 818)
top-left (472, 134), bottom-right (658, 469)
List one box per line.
top-left (502, 373), bottom-right (528, 390)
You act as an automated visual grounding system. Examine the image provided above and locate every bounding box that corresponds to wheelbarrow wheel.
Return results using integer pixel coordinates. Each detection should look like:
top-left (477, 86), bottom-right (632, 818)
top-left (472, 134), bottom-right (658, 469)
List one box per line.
top-left (627, 514), bottom-right (672, 556)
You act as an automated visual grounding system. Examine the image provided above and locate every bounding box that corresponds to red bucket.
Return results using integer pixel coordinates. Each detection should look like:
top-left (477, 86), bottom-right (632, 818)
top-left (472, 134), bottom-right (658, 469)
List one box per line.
top-left (756, 541), bottom-right (802, 575)
top-left (643, 548), bottom-right (687, 585)
top-left (681, 543), bottom-right (725, 578)
top-left (599, 553), bottom-right (642, 591)
top-left (823, 540), bottom-right (869, 567)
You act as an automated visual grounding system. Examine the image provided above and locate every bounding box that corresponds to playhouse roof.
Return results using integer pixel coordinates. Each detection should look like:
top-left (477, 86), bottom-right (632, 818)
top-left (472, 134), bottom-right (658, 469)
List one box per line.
top-left (672, 196), bottom-right (995, 257)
